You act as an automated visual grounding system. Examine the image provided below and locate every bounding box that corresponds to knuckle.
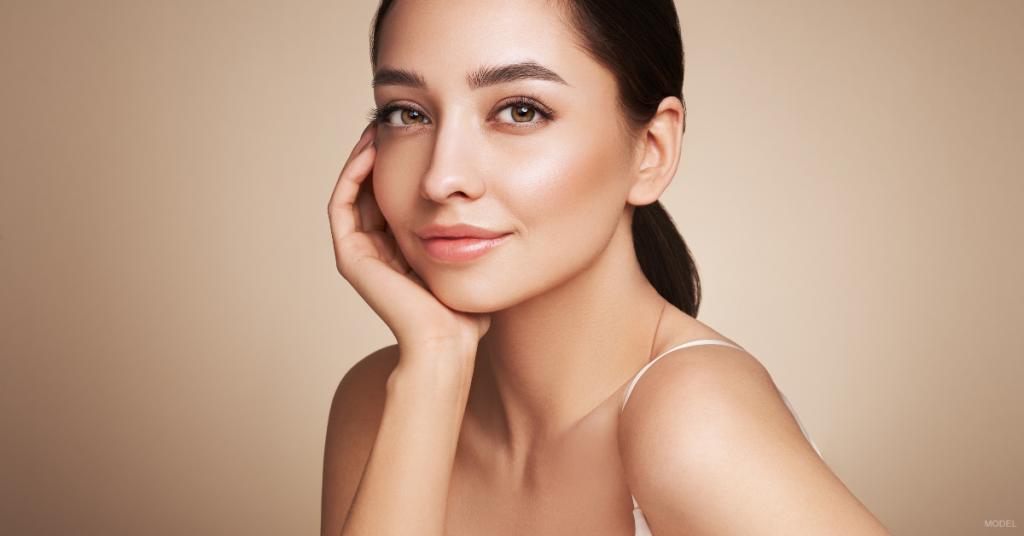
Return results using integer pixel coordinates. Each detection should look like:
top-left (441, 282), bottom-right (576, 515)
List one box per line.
top-left (335, 236), bottom-right (368, 266)
top-left (328, 199), bottom-right (353, 217)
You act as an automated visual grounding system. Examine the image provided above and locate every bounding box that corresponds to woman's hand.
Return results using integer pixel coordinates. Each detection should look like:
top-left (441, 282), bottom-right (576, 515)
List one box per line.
top-left (328, 123), bottom-right (491, 367)
top-left (328, 124), bottom-right (489, 536)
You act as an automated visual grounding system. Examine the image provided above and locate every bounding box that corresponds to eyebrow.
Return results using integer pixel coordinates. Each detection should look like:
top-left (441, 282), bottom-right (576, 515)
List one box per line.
top-left (371, 68), bottom-right (427, 89)
top-left (371, 61), bottom-right (569, 90)
top-left (467, 61), bottom-right (569, 89)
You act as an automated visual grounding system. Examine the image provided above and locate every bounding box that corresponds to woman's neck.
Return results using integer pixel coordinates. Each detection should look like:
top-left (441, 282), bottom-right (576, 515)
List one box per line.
top-left (464, 220), bottom-right (669, 452)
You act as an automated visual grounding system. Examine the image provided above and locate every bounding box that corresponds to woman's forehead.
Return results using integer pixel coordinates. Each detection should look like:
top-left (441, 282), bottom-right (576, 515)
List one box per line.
top-left (375, 0), bottom-right (599, 89)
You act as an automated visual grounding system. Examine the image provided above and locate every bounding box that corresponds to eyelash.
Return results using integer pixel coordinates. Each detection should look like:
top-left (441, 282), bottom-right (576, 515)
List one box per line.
top-left (368, 105), bottom-right (421, 125)
top-left (368, 97), bottom-right (555, 129)
top-left (495, 97), bottom-right (555, 125)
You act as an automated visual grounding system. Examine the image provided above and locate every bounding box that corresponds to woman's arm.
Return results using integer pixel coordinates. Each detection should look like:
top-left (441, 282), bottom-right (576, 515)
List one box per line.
top-left (321, 346), bottom-right (396, 536)
top-left (618, 344), bottom-right (892, 535)
top-left (323, 341), bottom-right (476, 536)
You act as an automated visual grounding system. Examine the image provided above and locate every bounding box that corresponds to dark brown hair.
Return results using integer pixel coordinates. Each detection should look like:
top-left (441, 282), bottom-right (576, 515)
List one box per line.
top-left (369, 0), bottom-right (701, 317)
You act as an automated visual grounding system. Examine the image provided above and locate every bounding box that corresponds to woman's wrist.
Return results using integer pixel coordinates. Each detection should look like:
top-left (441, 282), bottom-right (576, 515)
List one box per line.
top-left (388, 340), bottom-right (478, 405)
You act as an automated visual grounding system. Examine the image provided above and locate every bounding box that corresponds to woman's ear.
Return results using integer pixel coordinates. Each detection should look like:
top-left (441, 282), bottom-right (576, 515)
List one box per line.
top-left (627, 97), bottom-right (685, 206)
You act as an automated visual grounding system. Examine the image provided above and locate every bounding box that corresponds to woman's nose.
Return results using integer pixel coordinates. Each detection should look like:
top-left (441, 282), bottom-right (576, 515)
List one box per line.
top-left (419, 120), bottom-right (486, 203)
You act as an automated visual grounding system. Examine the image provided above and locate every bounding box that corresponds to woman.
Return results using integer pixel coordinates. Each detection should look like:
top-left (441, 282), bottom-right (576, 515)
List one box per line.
top-left (323, 0), bottom-right (892, 534)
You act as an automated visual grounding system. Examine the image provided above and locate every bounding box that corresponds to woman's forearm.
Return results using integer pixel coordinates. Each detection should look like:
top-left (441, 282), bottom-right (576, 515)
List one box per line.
top-left (340, 343), bottom-right (476, 536)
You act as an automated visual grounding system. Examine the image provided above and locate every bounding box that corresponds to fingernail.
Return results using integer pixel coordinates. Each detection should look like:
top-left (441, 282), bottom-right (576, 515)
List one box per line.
top-left (359, 139), bottom-right (378, 153)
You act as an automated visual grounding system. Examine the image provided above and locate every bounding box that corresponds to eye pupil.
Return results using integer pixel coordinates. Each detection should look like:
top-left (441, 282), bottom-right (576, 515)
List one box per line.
top-left (401, 109), bottom-right (422, 124)
top-left (512, 106), bottom-right (535, 122)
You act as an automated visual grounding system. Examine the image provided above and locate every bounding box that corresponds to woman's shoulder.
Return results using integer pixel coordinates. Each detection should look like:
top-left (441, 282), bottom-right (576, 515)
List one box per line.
top-left (618, 331), bottom-right (777, 448)
top-left (325, 344), bottom-right (400, 449)
top-left (615, 324), bottom-right (887, 533)
top-left (617, 308), bottom-right (783, 463)
top-left (333, 344), bottom-right (401, 406)
top-left (321, 345), bottom-right (400, 533)
top-left (617, 307), bottom-right (774, 418)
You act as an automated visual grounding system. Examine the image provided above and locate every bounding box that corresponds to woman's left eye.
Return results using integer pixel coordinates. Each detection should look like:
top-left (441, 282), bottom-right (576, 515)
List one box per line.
top-left (497, 104), bottom-right (540, 124)
top-left (386, 108), bottom-right (426, 126)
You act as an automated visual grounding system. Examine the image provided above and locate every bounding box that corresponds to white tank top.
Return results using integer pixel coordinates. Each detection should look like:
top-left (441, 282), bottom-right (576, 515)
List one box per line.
top-left (620, 340), bottom-right (822, 536)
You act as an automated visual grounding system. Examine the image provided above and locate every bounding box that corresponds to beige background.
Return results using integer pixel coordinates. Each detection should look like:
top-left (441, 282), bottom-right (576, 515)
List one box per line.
top-left (1, 0), bottom-right (1021, 534)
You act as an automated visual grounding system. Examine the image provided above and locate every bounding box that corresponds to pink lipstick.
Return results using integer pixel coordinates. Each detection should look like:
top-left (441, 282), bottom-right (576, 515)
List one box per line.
top-left (417, 224), bottom-right (512, 263)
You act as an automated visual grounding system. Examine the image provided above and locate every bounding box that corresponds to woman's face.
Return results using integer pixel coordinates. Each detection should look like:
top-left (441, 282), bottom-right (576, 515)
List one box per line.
top-left (373, 0), bottom-right (643, 313)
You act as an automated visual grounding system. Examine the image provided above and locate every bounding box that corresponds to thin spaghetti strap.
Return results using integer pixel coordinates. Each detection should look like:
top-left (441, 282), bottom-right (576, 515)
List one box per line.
top-left (778, 390), bottom-right (823, 458)
top-left (617, 339), bottom-right (824, 461)
top-left (621, 339), bottom-right (744, 411)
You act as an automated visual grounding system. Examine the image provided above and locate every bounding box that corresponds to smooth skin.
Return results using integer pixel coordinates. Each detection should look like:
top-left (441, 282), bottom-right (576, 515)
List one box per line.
top-left (323, 0), bottom-right (893, 534)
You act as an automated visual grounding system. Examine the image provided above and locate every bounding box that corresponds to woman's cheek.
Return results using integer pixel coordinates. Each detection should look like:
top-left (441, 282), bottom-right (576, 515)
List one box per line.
top-left (487, 138), bottom-right (582, 214)
top-left (372, 140), bottom-right (429, 235)
top-left (495, 131), bottom-right (625, 234)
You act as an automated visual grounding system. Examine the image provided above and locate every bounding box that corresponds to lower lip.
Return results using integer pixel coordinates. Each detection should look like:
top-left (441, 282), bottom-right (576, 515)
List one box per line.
top-left (422, 234), bottom-right (512, 262)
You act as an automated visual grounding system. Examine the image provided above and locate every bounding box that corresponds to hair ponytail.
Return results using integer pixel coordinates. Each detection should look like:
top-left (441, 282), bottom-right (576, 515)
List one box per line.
top-left (632, 202), bottom-right (701, 317)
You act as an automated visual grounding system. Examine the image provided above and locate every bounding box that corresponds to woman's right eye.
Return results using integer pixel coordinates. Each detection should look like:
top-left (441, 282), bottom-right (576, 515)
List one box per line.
top-left (385, 108), bottom-right (427, 126)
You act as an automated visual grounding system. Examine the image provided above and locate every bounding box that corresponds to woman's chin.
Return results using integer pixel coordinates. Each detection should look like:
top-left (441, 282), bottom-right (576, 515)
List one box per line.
top-left (430, 287), bottom-right (504, 314)
top-left (425, 278), bottom-right (517, 314)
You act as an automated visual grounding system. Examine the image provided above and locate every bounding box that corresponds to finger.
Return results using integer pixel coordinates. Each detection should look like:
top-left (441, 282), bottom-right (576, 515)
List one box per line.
top-left (343, 122), bottom-right (378, 169)
top-left (364, 230), bottom-right (399, 266)
top-left (405, 268), bottom-right (429, 291)
top-left (368, 221), bottom-right (411, 274)
top-left (365, 231), bottom-right (415, 281)
top-left (351, 165), bottom-right (371, 233)
top-left (339, 245), bottom-right (437, 331)
top-left (351, 193), bottom-right (362, 233)
top-left (329, 141), bottom-right (377, 242)
top-left (357, 172), bottom-right (387, 233)
top-left (359, 227), bottom-right (416, 283)
top-left (390, 232), bottom-right (413, 274)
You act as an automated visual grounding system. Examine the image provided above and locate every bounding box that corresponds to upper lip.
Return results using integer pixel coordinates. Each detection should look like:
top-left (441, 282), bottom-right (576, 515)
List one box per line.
top-left (416, 223), bottom-right (510, 240)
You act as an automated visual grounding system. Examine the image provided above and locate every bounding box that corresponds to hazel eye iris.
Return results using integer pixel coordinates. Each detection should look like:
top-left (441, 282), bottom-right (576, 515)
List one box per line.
top-left (511, 105), bottom-right (536, 122)
top-left (401, 109), bottom-right (423, 124)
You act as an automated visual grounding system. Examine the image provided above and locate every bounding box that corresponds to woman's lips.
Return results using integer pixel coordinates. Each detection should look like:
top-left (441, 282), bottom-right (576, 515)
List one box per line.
top-left (422, 234), bottom-right (512, 262)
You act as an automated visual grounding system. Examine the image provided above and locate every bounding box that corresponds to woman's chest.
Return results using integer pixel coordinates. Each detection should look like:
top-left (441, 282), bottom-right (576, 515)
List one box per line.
top-left (443, 407), bottom-right (638, 535)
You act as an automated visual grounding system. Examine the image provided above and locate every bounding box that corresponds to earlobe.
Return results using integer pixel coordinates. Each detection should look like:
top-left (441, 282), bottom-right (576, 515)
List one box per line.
top-left (627, 97), bottom-right (685, 206)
